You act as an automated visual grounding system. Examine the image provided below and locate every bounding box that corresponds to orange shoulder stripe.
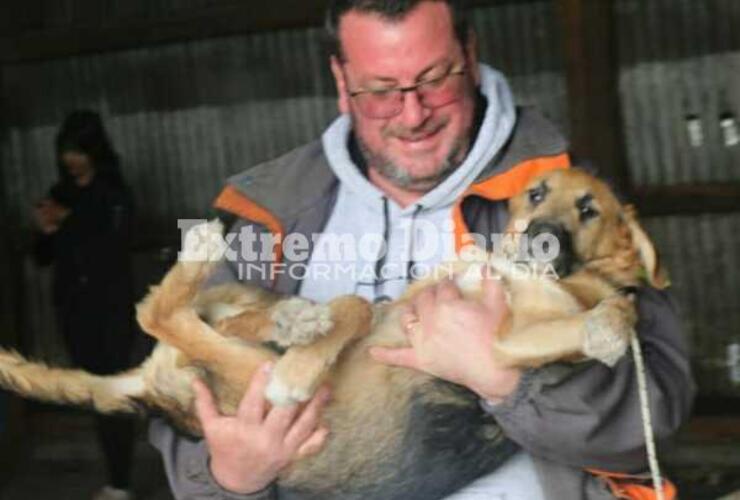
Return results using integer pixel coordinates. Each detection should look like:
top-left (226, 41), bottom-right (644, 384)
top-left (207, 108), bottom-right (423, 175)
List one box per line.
top-left (453, 153), bottom-right (571, 253)
top-left (214, 185), bottom-right (284, 265)
top-left (587, 469), bottom-right (677, 500)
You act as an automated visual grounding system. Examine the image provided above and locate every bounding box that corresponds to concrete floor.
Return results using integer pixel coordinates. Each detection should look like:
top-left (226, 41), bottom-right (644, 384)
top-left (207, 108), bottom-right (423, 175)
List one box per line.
top-left (0, 408), bottom-right (173, 500)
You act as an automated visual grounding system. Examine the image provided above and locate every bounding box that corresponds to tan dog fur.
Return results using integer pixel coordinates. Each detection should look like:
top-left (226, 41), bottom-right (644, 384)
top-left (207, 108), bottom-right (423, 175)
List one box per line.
top-left (0, 168), bottom-right (667, 492)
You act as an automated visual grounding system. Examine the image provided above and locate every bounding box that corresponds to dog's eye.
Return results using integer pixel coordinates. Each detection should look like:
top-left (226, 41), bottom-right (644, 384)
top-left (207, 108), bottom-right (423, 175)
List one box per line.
top-left (576, 194), bottom-right (599, 221)
top-left (579, 204), bottom-right (599, 221)
top-left (528, 183), bottom-right (548, 206)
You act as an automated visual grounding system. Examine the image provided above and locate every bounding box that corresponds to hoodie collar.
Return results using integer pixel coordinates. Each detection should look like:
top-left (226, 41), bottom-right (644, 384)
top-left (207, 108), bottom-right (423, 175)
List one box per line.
top-left (321, 64), bottom-right (516, 215)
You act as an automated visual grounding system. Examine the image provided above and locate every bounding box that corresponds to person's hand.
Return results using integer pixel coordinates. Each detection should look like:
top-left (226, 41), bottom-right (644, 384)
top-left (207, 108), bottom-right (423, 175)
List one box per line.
top-left (193, 362), bottom-right (331, 494)
top-left (370, 273), bottom-right (521, 403)
top-left (46, 199), bottom-right (70, 224)
top-left (33, 199), bottom-right (58, 234)
top-left (33, 199), bottom-right (70, 234)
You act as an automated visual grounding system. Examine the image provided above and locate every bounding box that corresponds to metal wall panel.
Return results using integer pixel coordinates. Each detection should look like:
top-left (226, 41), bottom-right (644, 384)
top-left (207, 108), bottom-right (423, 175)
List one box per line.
top-left (1, 1), bottom-right (566, 245)
top-left (472, 1), bottom-right (568, 133)
top-left (0, 0), bottom-right (245, 35)
top-left (643, 213), bottom-right (740, 396)
top-left (616, 0), bottom-right (740, 186)
top-left (0, 2), bottom-right (567, 360)
top-left (1, 29), bottom-right (340, 244)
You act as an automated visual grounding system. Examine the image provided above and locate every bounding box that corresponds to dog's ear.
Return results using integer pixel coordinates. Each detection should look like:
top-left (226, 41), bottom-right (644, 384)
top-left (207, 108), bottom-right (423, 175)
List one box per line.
top-left (622, 205), bottom-right (670, 289)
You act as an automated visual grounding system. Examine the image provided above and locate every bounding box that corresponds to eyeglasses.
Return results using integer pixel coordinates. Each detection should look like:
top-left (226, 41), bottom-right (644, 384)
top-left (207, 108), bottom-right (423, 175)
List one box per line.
top-left (347, 66), bottom-right (467, 119)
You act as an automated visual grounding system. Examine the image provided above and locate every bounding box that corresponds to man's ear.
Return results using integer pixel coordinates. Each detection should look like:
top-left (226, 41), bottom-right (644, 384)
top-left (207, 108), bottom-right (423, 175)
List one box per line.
top-left (464, 29), bottom-right (481, 86)
top-left (330, 55), bottom-right (351, 114)
top-left (623, 205), bottom-right (670, 289)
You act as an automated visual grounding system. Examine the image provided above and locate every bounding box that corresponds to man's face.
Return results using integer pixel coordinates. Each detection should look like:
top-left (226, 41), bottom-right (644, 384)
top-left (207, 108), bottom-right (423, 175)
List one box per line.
top-left (331, 1), bottom-right (481, 192)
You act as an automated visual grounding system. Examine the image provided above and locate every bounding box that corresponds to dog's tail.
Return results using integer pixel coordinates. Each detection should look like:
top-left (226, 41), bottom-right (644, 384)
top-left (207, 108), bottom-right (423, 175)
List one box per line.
top-left (0, 349), bottom-right (145, 414)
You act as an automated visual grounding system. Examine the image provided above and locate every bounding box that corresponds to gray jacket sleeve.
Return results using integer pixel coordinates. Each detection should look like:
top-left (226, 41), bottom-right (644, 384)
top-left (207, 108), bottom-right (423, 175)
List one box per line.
top-left (483, 287), bottom-right (695, 472)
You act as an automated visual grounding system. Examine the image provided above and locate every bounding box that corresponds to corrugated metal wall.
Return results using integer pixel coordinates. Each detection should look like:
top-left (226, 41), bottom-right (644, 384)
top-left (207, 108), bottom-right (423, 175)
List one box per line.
top-left (472, 1), bottom-right (569, 134)
top-left (1, 31), bottom-right (340, 244)
top-left (1, 1), bottom-right (566, 246)
top-left (617, 0), bottom-right (740, 186)
top-left (643, 213), bottom-right (740, 396)
top-left (0, 0), bottom-right (247, 35)
top-left (0, 1), bottom-right (567, 361)
top-left (616, 0), bottom-right (740, 396)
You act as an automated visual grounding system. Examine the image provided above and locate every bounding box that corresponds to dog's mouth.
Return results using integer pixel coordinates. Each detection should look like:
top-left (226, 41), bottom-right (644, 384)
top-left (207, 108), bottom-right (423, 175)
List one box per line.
top-left (523, 219), bottom-right (577, 278)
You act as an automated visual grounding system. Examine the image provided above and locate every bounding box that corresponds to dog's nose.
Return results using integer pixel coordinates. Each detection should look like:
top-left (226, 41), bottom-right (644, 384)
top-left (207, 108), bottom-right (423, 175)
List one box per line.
top-left (525, 220), bottom-right (568, 244)
top-left (524, 219), bottom-right (575, 277)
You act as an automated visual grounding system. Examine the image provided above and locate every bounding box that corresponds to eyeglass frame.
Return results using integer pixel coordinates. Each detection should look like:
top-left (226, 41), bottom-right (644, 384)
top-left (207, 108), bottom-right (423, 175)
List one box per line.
top-left (344, 64), bottom-right (468, 118)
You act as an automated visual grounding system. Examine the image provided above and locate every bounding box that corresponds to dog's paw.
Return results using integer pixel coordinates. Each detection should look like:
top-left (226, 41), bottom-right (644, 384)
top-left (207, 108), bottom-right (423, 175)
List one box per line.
top-left (265, 373), bottom-right (314, 406)
top-left (270, 298), bottom-right (333, 347)
top-left (265, 350), bottom-right (330, 406)
top-left (583, 295), bottom-right (636, 366)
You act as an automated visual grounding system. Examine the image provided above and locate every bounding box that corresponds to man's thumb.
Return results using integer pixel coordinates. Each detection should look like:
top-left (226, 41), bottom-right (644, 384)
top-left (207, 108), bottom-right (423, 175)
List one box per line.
top-left (369, 346), bottom-right (419, 369)
top-left (481, 274), bottom-right (508, 321)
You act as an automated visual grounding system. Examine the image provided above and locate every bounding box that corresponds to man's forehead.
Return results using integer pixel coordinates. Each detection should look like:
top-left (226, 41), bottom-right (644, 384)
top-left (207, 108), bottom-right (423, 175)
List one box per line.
top-left (338, 2), bottom-right (460, 79)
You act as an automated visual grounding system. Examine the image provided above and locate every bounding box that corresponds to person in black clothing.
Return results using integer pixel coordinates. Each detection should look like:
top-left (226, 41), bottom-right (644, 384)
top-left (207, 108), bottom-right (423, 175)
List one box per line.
top-left (32, 110), bottom-right (136, 500)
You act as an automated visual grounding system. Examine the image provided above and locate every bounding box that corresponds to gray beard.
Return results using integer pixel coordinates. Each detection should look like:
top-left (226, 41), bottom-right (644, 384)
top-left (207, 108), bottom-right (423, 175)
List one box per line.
top-left (358, 135), bottom-right (470, 192)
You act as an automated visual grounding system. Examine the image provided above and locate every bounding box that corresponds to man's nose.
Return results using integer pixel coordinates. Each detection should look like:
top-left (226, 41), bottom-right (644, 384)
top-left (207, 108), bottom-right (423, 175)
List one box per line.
top-left (398, 89), bottom-right (432, 128)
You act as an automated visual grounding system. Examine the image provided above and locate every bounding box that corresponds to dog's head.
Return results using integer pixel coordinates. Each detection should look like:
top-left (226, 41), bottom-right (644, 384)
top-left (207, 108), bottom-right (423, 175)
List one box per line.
top-left (507, 168), bottom-right (669, 289)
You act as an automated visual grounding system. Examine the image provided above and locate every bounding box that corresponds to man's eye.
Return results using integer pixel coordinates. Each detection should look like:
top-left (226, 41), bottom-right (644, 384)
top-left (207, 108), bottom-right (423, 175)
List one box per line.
top-left (419, 75), bottom-right (446, 89)
top-left (368, 89), bottom-right (396, 100)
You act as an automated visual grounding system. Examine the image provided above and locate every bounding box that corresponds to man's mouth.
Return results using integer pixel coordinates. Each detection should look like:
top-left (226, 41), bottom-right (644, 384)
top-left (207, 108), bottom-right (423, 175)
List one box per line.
top-left (393, 125), bottom-right (444, 150)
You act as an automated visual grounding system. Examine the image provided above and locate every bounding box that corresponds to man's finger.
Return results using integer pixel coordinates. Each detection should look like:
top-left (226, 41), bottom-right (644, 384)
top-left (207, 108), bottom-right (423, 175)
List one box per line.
top-left (264, 403), bottom-right (301, 436)
top-left (294, 427), bottom-right (330, 460)
top-left (284, 385), bottom-right (331, 451)
top-left (369, 346), bottom-right (419, 369)
top-left (237, 362), bottom-right (273, 423)
top-left (435, 279), bottom-right (462, 303)
top-left (192, 379), bottom-right (220, 427)
top-left (481, 274), bottom-right (508, 322)
top-left (413, 287), bottom-right (436, 319)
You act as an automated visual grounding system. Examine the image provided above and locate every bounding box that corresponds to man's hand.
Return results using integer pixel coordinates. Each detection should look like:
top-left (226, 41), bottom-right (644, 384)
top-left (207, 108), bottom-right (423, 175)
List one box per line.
top-left (193, 362), bottom-right (331, 494)
top-left (370, 274), bottom-right (521, 403)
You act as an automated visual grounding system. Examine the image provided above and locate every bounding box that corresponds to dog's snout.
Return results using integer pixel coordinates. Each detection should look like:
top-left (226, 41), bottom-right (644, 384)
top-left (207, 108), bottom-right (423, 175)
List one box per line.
top-left (525, 220), bottom-right (567, 242)
top-left (525, 219), bottom-right (575, 277)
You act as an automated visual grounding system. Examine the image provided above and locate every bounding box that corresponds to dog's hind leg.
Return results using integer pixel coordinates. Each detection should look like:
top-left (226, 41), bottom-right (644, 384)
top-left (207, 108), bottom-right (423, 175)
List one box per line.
top-left (139, 305), bottom-right (278, 412)
top-left (139, 220), bottom-right (227, 331)
top-left (266, 295), bottom-right (373, 406)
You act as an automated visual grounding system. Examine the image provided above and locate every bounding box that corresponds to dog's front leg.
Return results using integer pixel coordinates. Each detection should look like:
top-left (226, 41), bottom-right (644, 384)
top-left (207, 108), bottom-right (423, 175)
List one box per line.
top-left (216, 297), bottom-right (334, 348)
top-left (493, 294), bottom-right (636, 368)
top-left (266, 295), bottom-right (373, 406)
top-left (581, 293), bottom-right (637, 366)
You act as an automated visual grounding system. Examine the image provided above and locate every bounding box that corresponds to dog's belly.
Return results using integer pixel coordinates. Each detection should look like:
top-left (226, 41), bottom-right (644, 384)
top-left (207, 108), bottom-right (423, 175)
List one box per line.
top-left (280, 378), bottom-right (518, 500)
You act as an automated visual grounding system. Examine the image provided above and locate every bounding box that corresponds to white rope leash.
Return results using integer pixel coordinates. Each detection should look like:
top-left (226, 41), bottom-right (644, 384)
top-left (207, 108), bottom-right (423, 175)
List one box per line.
top-left (630, 333), bottom-right (665, 500)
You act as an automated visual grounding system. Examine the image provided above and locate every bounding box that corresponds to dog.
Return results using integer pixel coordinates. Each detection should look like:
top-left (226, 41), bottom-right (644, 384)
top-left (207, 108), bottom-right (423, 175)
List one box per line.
top-left (0, 168), bottom-right (667, 499)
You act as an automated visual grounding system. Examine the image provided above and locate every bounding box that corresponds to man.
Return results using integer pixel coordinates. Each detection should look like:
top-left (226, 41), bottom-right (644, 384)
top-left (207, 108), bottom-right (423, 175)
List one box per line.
top-left (150, 1), bottom-right (694, 498)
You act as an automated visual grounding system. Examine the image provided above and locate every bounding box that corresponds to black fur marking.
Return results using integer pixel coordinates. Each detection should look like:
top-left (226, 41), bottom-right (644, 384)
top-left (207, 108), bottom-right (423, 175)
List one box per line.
top-left (280, 380), bottom-right (519, 500)
top-left (576, 193), bottom-right (599, 222)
